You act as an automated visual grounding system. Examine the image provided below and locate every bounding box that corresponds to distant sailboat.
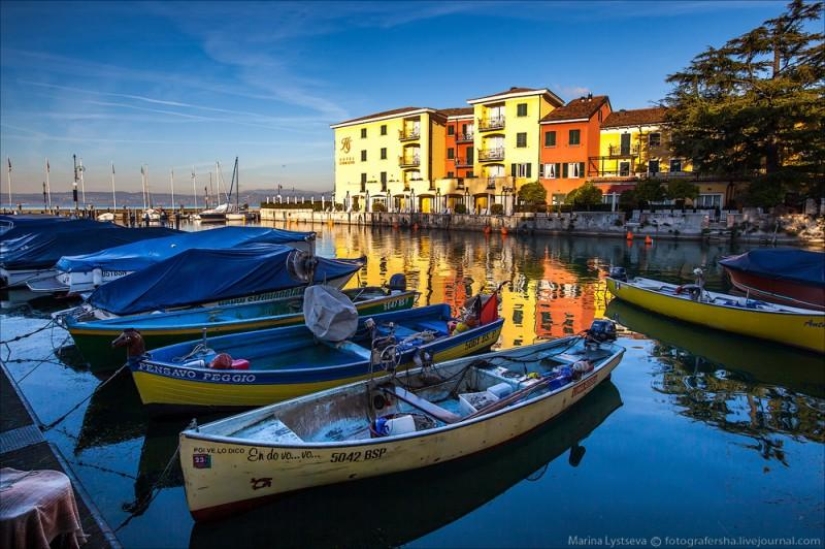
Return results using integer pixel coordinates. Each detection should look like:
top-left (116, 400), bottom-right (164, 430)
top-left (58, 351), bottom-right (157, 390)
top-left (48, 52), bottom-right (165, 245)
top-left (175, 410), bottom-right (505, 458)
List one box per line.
top-left (198, 161), bottom-right (231, 224)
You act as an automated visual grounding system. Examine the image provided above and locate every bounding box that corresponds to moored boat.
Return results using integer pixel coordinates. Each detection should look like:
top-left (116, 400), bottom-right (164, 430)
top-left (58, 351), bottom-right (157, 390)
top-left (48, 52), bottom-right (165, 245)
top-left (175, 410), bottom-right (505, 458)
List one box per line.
top-left (62, 244), bottom-right (363, 319)
top-left (188, 380), bottom-right (623, 545)
top-left (177, 318), bottom-right (623, 522)
top-left (1, 222), bottom-right (180, 289)
top-left (605, 299), bottom-right (825, 398)
top-left (131, 289), bottom-right (505, 413)
top-left (33, 225), bottom-right (316, 295)
top-left (59, 279), bottom-right (420, 374)
top-left (605, 267), bottom-right (825, 354)
top-left (718, 248), bottom-right (825, 311)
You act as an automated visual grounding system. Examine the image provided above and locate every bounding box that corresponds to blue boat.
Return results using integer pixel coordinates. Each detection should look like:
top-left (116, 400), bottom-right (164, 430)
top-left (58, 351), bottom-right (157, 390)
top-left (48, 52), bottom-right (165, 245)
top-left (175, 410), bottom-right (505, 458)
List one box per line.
top-left (69, 244), bottom-right (365, 318)
top-left (33, 225), bottom-right (316, 294)
top-left (129, 290), bottom-right (505, 413)
top-left (1, 222), bottom-right (180, 289)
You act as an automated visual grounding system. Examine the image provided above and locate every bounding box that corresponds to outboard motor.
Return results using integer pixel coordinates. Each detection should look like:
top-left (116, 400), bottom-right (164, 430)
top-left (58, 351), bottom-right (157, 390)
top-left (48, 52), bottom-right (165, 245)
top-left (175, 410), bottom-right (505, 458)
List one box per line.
top-left (586, 319), bottom-right (617, 347)
top-left (609, 266), bottom-right (627, 282)
top-left (388, 273), bottom-right (407, 292)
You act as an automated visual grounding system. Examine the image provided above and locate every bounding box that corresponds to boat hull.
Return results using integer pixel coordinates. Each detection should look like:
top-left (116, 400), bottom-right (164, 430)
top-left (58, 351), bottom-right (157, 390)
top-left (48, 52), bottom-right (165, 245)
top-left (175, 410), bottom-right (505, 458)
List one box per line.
top-left (132, 306), bottom-right (504, 411)
top-left (63, 289), bottom-right (419, 373)
top-left (606, 277), bottom-right (825, 353)
top-left (723, 269), bottom-right (825, 311)
top-left (178, 344), bottom-right (622, 521)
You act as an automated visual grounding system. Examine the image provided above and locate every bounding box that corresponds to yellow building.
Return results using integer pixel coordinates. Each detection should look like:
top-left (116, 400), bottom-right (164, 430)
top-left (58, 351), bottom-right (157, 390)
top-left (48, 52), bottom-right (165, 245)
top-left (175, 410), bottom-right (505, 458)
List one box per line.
top-left (331, 87), bottom-right (563, 216)
top-left (330, 107), bottom-right (447, 214)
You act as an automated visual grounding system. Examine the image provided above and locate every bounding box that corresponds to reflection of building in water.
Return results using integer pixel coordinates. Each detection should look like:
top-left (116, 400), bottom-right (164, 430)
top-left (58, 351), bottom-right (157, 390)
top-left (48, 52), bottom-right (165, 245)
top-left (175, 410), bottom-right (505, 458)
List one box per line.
top-left (327, 228), bottom-right (614, 350)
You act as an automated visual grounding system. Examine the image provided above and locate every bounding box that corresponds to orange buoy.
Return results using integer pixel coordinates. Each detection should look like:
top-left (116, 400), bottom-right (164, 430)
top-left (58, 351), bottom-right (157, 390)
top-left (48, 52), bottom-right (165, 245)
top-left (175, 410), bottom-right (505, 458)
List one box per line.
top-left (484, 226), bottom-right (491, 234)
top-left (626, 230), bottom-right (634, 241)
top-left (501, 227), bottom-right (508, 235)
top-left (645, 235), bottom-right (653, 245)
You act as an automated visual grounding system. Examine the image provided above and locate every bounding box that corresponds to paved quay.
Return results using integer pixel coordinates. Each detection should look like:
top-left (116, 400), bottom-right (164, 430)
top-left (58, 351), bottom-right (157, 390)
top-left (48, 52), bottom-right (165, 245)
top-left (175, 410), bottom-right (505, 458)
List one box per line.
top-left (1, 360), bottom-right (122, 548)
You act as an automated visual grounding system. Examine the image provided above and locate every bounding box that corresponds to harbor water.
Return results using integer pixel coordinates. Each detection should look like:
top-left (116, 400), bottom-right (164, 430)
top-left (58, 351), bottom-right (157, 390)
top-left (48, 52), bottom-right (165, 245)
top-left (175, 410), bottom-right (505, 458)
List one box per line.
top-left (1, 222), bottom-right (823, 548)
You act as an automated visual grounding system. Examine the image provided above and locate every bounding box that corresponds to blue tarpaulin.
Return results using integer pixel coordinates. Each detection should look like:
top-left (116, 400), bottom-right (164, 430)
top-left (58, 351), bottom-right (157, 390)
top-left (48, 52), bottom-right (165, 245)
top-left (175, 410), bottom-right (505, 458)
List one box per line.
top-left (56, 226), bottom-right (315, 274)
top-left (1, 225), bottom-right (181, 270)
top-left (86, 244), bottom-right (364, 315)
top-left (719, 248), bottom-right (825, 288)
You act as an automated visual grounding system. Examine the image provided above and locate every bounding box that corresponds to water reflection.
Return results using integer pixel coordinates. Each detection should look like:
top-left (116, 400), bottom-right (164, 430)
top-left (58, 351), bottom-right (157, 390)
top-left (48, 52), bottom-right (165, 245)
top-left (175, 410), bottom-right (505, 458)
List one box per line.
top-left (188, 380), bottom-right (623, 549)
top-left (606, 299), bottom-right (825, 463)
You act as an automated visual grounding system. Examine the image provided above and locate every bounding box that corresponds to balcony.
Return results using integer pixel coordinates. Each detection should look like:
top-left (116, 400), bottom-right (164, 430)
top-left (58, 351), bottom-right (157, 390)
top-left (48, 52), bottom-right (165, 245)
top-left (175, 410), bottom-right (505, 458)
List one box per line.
top-left (399, 155), bottom-right (421, 168)
top-left (455, 132), bottom-right (474, 143)
top-left (479, 147), bottom-right (504, 162)
top-left (399, 129), bottom-right (420, 142)
top-left (477, 116), bottom-right (505, 132)
top-left (605, 145), bottom-right (640, 157)
top-left (454, 157), bottom-right (473, 168)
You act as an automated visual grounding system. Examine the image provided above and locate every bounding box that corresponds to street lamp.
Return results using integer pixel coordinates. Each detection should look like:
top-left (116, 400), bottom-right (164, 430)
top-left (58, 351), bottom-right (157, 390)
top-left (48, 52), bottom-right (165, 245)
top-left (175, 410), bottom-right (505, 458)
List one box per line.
top-left (464, 188), bottom-right (470, 213)
top-left (436, 189), bottom-right (441, 214)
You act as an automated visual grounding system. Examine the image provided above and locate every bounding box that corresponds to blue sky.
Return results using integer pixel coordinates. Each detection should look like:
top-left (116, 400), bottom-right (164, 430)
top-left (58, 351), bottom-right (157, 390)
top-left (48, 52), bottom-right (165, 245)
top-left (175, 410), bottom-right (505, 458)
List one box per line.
top-left (0, 0), bottom-right (795, 200)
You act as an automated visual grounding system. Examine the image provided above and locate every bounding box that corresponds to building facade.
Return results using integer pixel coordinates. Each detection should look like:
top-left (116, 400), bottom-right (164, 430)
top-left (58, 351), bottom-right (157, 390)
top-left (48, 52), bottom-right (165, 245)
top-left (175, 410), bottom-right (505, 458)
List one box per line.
top-left (330, 86), bottom-right (724, 214)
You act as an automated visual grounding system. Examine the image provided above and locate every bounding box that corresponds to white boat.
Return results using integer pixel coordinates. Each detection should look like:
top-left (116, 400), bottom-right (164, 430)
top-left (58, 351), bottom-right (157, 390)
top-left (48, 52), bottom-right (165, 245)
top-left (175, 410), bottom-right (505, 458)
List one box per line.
top-left (178, 319), bottom-right (625, 522)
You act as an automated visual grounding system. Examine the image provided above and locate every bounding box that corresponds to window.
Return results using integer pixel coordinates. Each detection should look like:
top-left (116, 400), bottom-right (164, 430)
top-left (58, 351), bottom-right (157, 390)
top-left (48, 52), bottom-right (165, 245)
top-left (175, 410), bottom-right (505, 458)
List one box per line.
top-left (360, 128), bottom-right (367, 139)
top-left (517, 103), bottom-right (527, 117)
top-left (516, 133), bottom-right (527, 148)
top-left (447, 171), bottom-right (455, 178)
top-left (380, 147), bottom-right (387, 160)
top-left (649, 132), bottom-right (661, 147)
top-left (447, 147), bottom-right (455, 160)
top-left (619, 162), bottom-right (630, 177)
top-left (380, 125), bottom-right (387, 136)
top-left (361, 173), bottom-right (367, 184)
top-left (380, 172), bottom-right (387, 184)
top-left (447, 126), bottom-right (455, 135)
top-left (540, 163), bottom-right (557, 179)
top-left (569, 129), bottom-right (581, 146)
top-left (511, 163), bottom-right (532, 178)
top-left (544, 131), bottom-right (556, 147)
top-left (563, 162), bottom-right (583, 178)
top-left (670, 159), bottom-right (683, 172)
top-left (649, 159), bottom-right (660, 174)
top-left (360, 150), bottom-right (367, 162)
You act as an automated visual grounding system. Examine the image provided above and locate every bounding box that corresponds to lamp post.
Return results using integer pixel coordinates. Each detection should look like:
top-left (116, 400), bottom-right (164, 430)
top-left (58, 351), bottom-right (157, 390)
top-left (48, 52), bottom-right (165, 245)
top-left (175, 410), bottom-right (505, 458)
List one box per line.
top-left (464, 188), bottom-right (470, 213)
top-left (436, 189), bottom-right (440, 214)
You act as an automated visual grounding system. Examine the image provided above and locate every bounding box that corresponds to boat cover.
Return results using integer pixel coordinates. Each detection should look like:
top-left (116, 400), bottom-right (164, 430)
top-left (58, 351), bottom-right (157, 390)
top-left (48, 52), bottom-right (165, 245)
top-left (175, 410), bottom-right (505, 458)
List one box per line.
top-left (0, 225), bottom-right (181, 270)
top-left (86, 245), bottom-right (364, 315)
top-left (303, 285), bottom-right (359, 342)
top-left (719, 248), bottom-right (825, 288)
top-left (55, 226), bottom-right (315, 274)
top-left (1, 218), bottom-right (103, 254)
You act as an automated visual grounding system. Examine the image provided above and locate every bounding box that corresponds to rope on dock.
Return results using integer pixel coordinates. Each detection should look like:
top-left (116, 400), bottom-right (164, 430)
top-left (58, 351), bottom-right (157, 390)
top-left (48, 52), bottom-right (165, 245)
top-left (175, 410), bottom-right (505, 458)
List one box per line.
top-left (41, 363), bottom-right (129, 431)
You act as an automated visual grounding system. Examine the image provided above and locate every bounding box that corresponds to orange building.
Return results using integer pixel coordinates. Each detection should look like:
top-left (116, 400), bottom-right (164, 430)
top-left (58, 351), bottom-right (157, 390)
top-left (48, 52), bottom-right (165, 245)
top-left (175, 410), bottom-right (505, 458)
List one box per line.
top-left (443, 107), bottom-right (475, 181)
top-left (538, 94), bottom-right (612, 206)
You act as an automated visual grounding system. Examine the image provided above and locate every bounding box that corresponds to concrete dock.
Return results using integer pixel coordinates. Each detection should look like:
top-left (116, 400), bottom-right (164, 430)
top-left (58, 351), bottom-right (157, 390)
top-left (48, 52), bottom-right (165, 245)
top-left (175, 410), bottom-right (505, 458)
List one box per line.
top-left (1, 360), bottom-right (121, 548)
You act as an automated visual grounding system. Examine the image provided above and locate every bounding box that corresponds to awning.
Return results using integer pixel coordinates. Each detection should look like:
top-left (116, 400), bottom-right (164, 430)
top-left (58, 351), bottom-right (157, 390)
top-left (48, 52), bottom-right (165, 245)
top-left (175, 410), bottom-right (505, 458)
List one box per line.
top-left (602, 184), bottom-right (635, 194)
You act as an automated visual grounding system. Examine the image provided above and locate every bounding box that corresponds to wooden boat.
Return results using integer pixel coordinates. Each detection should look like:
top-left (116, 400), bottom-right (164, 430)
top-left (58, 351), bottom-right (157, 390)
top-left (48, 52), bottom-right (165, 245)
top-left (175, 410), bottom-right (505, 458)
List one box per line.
top-left (189, 380), bottom-right (623, 546)
top-left (718, 248), bottom-right (825, 311)
top-left (606, 267), bottom-right (825, 354)
top-left (605, 299), bottom-right (824, 398)
top-left (177, 319), bottom-right (624, 521)
top-left (131, 289), bottom-right (506, 413)
top-left (59, 280), bottom-right (419, 375)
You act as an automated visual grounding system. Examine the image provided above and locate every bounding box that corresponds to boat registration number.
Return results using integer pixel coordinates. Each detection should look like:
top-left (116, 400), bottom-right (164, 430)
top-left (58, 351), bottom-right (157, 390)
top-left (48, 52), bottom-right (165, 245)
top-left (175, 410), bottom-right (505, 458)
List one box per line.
top-left (330, 448), bottom-right (387, 463)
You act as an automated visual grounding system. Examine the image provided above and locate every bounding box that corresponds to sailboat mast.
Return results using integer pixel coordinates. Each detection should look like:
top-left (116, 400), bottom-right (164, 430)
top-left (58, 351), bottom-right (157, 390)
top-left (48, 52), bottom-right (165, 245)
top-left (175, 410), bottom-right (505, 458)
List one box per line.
top-left (192, 166), bottom-right (198, 210)
top-left (170, 169), bottom-right (175, 209)
top-left (111, 162), bottom-right (117, 209)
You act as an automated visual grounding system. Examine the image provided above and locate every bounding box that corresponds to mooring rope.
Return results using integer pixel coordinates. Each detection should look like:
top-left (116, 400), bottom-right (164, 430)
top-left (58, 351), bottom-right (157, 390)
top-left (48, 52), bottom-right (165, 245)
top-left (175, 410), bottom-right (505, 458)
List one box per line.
top-left (41, 363), bottom-right (129, 431)
top-left (113, 444), bottom-right (181, 532)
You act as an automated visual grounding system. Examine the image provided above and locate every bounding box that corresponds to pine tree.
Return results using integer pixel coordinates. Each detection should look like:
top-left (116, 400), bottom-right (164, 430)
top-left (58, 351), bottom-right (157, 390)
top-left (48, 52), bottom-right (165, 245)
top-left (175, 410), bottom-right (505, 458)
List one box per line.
top-left (663, 0), bottom-right (824, 207)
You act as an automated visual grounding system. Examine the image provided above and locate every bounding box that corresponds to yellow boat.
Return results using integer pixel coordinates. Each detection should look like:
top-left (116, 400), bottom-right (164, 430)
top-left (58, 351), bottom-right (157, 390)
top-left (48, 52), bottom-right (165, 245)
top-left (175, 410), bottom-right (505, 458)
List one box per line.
top-left (605, 268), bottom-right (825, 354)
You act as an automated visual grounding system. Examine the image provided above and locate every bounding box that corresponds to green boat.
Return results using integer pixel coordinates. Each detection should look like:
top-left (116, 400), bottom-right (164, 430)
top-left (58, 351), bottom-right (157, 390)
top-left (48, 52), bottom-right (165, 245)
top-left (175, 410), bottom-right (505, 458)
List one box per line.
top-left (58, 282), bottom-right (419, 375)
